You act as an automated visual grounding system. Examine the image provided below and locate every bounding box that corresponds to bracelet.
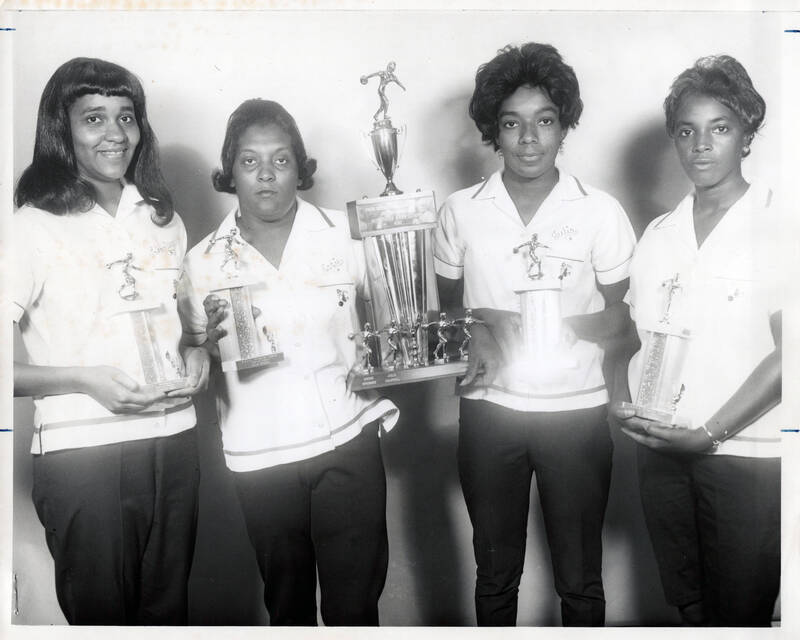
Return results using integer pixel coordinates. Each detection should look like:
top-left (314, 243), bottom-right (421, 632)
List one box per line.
top-left (700, 424), bottom-right (722, 449)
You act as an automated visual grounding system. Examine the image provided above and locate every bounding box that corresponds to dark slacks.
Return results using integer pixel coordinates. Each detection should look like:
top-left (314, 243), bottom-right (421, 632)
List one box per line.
top-left (458, 398), bottom-right (612, 626)
top-left (637, 445), bottom-right (780, 626)
top-left (32, 428), bottom-right (200, 625)
top-left (233, 423), bottom-right (388, 626)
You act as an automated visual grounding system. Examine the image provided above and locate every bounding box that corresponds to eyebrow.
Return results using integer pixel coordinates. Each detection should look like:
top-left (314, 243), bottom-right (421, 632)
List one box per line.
top-left (676, 116), bottom-right (730, 127)
top-left (76, 105), bottom-right (135, 115)
top-left (237, 146), bottom-right (291, 154)
top-left (498, 106), bottom-right (558, 118)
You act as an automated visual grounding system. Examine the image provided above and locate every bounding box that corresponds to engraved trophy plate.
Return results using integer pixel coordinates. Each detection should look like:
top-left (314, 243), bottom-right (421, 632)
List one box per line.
top-left (206, 228), bottom-right (284, 373)
top-left (510, 235), bottom-right (577, 379)
top-left (347, 61), bottom-right (467, 390)
top-left (106, 254), bottom-right (189, 393)
top-left (621, 273), bottom-right (692, 427)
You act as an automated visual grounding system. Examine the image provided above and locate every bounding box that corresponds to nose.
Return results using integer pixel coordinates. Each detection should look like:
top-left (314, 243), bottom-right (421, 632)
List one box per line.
top-left (258, 165), bottom-right (275, 182)
top-left (105, 120), bottom-right (127, 143)
top-left (693, 130), bottom-right (712, 152)
top-left (519, 123), bottom-right (537, 145)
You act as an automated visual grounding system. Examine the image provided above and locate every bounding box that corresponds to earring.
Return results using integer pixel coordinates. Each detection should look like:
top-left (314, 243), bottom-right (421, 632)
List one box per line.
top-left (497, 149), bottom-right (504, 158)
top-left (742, 144), bottom-right (750, 156)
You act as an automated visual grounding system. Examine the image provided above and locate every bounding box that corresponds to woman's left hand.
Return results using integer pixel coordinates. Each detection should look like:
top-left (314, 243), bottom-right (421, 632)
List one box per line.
top-left (611, 402), bottom-right (714, 454)
top-left (166, 346), bottom-right (211, 398)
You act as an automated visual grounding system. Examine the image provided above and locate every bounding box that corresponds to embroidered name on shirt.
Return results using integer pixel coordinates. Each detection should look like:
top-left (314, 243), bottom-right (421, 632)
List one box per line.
top-left (322, 257), bottom-right (344, 273)
top-left (150, 240), bottom-right (177, 256)
top-left (552, 225), bottom-right (578, 241)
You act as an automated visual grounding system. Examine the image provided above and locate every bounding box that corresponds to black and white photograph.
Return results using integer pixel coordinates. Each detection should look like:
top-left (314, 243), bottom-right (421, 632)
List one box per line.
top-left (1, 1), bottom-right (799, 637)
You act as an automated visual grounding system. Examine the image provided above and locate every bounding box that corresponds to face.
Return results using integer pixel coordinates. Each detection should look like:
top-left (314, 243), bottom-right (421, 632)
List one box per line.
top-left (496, 84), bottom-right (565, 184)
top-left (672, 93), bottom-right (748, 190)
top-left (68, 94), bottom-right (140, 188)
top-left (232, 123), bottom-right (299, 223)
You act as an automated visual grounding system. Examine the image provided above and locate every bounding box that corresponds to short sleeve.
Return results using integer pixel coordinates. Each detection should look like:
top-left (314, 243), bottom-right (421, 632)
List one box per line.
top-left (591, 196), bottom-right (637, 286)
top-left (433, 199), bottom-right (466, 281)
top-left (176, 259), bottom-right (208, 347)
top-left (12, 213), bottom-right (47, 323)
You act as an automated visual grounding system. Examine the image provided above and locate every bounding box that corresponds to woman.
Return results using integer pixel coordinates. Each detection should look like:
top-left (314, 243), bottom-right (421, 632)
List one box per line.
top-left (614, 55), bottom-right (781, 626)
top-left (13, 57), bottom-right (209, 625)
top-left (179, 99), bottom-right (398, 626)
top-left (434, 43), bottom-right (636, 626)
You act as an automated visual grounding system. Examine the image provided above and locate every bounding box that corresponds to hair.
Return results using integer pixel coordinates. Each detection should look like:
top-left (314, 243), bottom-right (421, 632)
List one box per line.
top-left (212, 99), bottom-right (316, 193)
top-left (14, 57), bottom-right (173, 223)
top-left (664, 55), bottom-right (765, 156)
top-left (469, 42), bottom-right (583, 150)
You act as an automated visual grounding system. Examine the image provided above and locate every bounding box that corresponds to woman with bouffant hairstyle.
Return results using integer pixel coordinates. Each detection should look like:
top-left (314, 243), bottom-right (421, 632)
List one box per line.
top-left (615, 55), bottom-right (780, 626)
top-left (435, 42), bottom-right (636, 626)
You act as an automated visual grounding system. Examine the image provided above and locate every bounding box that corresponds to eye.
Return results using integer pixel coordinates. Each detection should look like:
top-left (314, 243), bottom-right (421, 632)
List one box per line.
top-left (713, 125), bottom-right (729, 134)
top-left (86, 115), bottom-right (102, 124)
top-left (677, 128), bottom-right (693, 138)
top-left (538, 117), bottom-right (554, 126)
top-left (501, 120), bottom-right (518, 129)
top-left (240, 157), bottom-right (257, 167)
top-left (119, 115), bottom-right (135, 125)
top-left (274, 156), bottom-right (289, 166)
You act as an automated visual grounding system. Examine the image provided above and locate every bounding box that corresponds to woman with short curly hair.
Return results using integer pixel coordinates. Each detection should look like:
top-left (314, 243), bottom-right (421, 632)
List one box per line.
top-left (614, 55), bottom-right (781, 626)
top-left (435, 42), bottom-right (636, 626)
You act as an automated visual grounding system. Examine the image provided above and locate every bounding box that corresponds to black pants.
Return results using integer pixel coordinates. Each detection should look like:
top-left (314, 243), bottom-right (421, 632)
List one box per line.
top-left (458, 399), bottom-right (612, 626)
top-left (638, 446), bottom-right (780, 626)
top-left (32, 428), bottom-right (200, 625)
top-left (233, 423), bottom-right (388, 626)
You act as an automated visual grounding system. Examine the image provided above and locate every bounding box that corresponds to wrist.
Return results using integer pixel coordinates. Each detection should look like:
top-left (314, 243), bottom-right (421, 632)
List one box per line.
top-left (699, 423), bottom-right (721, 450)
top-left (73, 366), bottom-right (94, 395)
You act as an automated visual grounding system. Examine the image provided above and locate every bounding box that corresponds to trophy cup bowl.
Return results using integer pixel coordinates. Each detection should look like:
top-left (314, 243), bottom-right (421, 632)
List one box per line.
top-left (368, 119), bottom-right (405, 197)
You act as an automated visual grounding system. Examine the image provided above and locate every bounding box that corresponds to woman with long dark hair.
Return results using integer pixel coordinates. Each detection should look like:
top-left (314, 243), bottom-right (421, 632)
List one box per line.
top-left (13, 57), bottom-right (208, 625)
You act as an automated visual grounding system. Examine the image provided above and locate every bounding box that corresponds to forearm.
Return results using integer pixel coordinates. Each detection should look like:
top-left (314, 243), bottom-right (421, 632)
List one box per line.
top-left (705, 348), bottom-right (781, 443)
top-left (564, 301), bottom-right (630, 343)
top-left (14, 362), bottom-right (89, 398)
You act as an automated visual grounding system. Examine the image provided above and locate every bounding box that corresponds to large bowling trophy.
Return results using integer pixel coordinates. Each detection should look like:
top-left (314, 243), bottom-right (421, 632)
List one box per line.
top-left (106, 253), bottom-right (189, 393)
top-left (511, 235), bottom-right (577, 380)
top-left (206, 228), bottom-right (284, 373)
top-left (347, 61), bottom-right (468, 390)
top-left (620, 273), bottom-right (692, 427)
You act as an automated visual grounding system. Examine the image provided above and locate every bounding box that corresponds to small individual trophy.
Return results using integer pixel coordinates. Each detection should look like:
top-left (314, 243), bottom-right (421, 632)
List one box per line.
top-left (621, 273), bottom-right (692, 427)
top-left (106, 253), bottom-right (189, 393)
top-left (347, 61), bottom-right (468, 390)
top-left (511, 235), bottom-right (577, 378)
top-left (454, 309), bottom-right (485, 360)
top-left (206, 227), bottom-right (283, 373)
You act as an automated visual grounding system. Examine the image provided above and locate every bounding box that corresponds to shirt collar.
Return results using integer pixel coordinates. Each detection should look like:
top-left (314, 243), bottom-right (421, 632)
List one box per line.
top-left (473, 169), bottom-right (588, 202)
top-left (205, 197), bottom-right (331, 254)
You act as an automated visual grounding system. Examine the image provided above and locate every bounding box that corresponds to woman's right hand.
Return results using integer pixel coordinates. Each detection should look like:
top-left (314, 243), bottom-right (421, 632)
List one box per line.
top-left (203, 294), bottom-right (229, 345)
top-left (79, 366), bottom-right (167, 414)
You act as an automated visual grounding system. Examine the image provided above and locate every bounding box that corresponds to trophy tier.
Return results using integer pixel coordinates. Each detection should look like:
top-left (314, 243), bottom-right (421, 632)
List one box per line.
top-left (221, 352), bottom-right (284, 373)
top-left (348, 360), bottom-right (468, 391)
top-left (347, 190), bottom-right (437, 239)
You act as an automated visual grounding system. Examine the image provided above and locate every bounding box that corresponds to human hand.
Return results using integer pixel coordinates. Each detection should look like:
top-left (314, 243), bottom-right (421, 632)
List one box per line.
top-left (79, 366), bottom-right (167, 414)
top-left (472, 308), bottom-right (521, 361)
top-left (203, 294), bottom-right (228, 344)
top-left (460, 323), bottom-right (502, 388)
top-left (611, 402), bottom-right (713, 454)
top-left (166, 346), bottom-right (211, 398)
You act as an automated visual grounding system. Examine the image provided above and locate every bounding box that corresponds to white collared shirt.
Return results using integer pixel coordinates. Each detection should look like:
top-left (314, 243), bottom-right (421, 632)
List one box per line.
top-left (13, 185), bottom-right (196, 454)
top-left (435, 170), bottom-right (636, 412)
top-left (179, 197), bottom-right (399, 472)
top-left (627, 184), bottom-right (783, 457)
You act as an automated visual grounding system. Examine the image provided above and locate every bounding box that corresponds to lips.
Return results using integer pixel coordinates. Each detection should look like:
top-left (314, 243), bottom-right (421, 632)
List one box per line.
top-left (691, 157), bottom-right (714, 167)
top-left (98, 148), bottom-right (128, 159)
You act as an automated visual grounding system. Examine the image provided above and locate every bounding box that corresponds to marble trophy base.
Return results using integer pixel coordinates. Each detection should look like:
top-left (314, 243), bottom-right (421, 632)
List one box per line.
top-left (617, 401), bottom-right (691, 429)
top-left (348, 360), bottom-right (468, 390)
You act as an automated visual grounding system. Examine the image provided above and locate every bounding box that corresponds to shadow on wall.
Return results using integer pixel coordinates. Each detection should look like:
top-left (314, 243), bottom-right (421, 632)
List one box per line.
top-left (616, 117), bottom-right (689, 236)
top-left (421, 91), bottom-right (498, 195)
top-left (161, 144), bottom-right (228, 249)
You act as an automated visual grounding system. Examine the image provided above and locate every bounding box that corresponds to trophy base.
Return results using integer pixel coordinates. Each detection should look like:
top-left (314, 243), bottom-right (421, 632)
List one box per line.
top-left (221, 352), bottom-right (285, 373)
top-left (141, 377), bottom-right (191, 394)
top-left (618, 401), bottom-right (691, 429)
top-left (348, 360), bottom-right (468, 391)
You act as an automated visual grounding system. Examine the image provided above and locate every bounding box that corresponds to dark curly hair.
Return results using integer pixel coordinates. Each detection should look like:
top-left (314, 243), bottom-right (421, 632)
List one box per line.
top-left (469, 42), bottom-right (583, 150)
top-left (15, 57), bottom-right (173, 224)
top-left (212, 99), bottom-right (316, 193)
top-left (664, 55), bottom-right (765, 157)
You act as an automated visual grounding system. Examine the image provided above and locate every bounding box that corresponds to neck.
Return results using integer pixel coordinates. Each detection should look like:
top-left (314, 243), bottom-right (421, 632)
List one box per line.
top-left (693, 174), bottom-right (749, 218)
top-left (503, 166), bottom-right (559, 198)
top-left (237, 200), bottom-right (298, 240)
top-left (93, 180), bottom-right (124, 217)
